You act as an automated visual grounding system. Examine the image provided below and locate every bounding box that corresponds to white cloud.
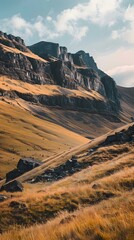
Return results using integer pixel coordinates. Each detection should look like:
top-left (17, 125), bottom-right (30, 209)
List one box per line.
top-left (46, 16), bottom-right (52, 21)
top-left (57, 0), bottom-right (122, 26)
top-left (111, 4), bottom-right (134, 44)
top-left (96, 47), bottom-right (134, 87)
top-left (55, 0), bottom-right (122, 37)
top-left (0, 15), bottom-right (33, 38)
top-left (97, 47), bottom-right (134, 71)
top-left (0, 0), bottom-right (124, 42)
top-left (125, 4), bottom-right (134, 22)
top-left (0, 14), bottom-right (59, 42)
top-left (107, 65), bottom-right (134, 87)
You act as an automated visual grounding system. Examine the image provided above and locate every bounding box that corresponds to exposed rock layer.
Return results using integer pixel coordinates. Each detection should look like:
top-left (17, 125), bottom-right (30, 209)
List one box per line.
top-left (0, 31), bottom-right (120, 112)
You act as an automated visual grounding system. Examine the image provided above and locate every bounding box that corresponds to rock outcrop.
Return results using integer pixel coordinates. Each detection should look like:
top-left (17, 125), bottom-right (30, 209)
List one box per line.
top-left (0, 31), bottom-right (120, 113)
top-left (0, 194), bottom-right (8, 202)
top-left (0, 46), bottom-right (54, 84)
top-left (29, 41), bottom-right (60, 59)
top-left (0, 31), bottom-right (28, 52)
top-left (72, 51), bottom-right (98, 71)
top-left (103, 124), bottom-right (134, 146)
top-left (6, 158), bottom-right (41, 183)
top-left (1, 180), bottom-right (23, 192)
top-left (31, 156), bottom-right (86, 183)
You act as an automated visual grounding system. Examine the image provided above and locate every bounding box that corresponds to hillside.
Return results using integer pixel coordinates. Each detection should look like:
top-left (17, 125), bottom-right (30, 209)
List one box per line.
top-left (0, 99), bottom-right (88, 179)
top-left (0, 31), bottom-right (134, 240)
top-left (0, 123), bottom-right (133, 239)
top-left (118, 86), bottom-right (134, 120)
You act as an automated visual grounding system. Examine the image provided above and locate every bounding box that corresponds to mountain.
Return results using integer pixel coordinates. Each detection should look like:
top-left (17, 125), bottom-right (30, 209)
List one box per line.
top-left (0, 31), bottom-right (133, 178)
top-left (0, 31), bottom-right (120, 113)
top-left (0, 31), bottom-right (134, 240)
top-left (0, 123), bottom-right (133, 238)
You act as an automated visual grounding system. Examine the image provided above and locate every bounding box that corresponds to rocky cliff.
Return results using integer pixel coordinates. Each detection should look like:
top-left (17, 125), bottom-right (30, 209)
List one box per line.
top-left (0, 31), bottom-right (120, 113)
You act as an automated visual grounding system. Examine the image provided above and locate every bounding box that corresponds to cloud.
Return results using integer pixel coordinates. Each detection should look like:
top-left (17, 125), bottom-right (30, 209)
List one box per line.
top-left (96, 46), bottom-right (134, 87)
top-left (111, 5), bottom-right (134, 44)
top-left (107, 65), bottom-right (134, 87)
top-left (55, 0), bottom-right (122, 37)
top-left (0, 14), bottom-right (59, 43)
top-left (0, 15), bottom-right (33, 39)
top-left (97, 47), bottom-right (134, 71)
top-left (56, 0), bottom-right (122, 27)
top-left (0, 0), bottom-right (124, 42)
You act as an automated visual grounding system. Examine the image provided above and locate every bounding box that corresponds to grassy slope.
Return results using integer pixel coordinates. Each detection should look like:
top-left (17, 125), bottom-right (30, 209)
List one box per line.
top-left (118, 86), bottom-right (134, 122)
top-left (0, 76), bottom-right (127, 140)
top-left (0, 41), bottom-right (134, 239)
top-left (0, 76), bottom-right (129, 179)
top-left (1, 193), bottom-right (133, 240)
top-left (0, 43), bottom-right (48, 62)
top-left (0, 138), bottom-right (133, 238)
top-left (0, 100), bottom-right (88, 178)
top-left (0, 75), bottom-right (104, 99)
top-left (2, 123), bottom-right (131, 184)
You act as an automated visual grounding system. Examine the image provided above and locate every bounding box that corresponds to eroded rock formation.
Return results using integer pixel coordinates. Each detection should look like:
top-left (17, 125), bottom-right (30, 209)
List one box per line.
top-left (0, 31), bottom-right (120, 112)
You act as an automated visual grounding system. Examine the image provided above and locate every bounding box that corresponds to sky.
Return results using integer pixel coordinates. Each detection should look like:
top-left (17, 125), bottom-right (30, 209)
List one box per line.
top-left (0, 0), bottom-right (134, 87)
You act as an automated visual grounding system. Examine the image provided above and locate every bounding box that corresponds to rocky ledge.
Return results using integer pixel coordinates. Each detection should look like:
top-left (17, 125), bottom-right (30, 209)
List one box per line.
top-left (1, 124), bottom-right (133, 192)
top-left (0, 31), bottom-right (120, 113)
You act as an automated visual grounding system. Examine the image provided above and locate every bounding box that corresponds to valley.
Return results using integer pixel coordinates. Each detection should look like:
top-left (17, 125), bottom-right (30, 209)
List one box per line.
top-left (0, 30), bottom-right (133, 240)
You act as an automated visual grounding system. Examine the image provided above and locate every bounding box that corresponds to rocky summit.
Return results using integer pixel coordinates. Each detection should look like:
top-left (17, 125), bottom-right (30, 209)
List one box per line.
top-left (0, 31), bottom-right (120, 114)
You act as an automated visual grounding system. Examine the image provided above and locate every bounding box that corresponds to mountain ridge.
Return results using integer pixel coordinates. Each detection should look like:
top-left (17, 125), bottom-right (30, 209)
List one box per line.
top-left (0, 31), bottom-right (120, 114)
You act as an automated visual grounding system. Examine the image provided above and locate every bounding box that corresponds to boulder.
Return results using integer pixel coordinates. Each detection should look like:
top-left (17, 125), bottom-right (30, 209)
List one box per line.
top-left (0, 194), bottom-right (8, 202)
top-left (32, 158), bottom-right (83, 183)
top-left (105, 134), bottom-right (117, 144)
top-left (132, 135), bottom-right (134, 142)
top-left (17, 157), bottom-right (41, 173)
top-left (1, 180), bottom-right (24, 192)
top-left (9, 201), bottom-right (27, 209)
top-left (5, 158), bottom-right (41, 183)
top-left (92, 183), bottom-right (101, 189)
top-left (6, 168), bottom-right (22, 182)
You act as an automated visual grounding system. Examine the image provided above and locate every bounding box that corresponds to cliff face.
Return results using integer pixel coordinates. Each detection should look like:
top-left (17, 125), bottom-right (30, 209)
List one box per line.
top-left (28, 41), bottom-right (60, 59)
top-left (29, 41), bottom-right (119, 107)
top-left (0, 47), bottom-right (54, 84)
top-left (73, 51), bottom-right (98, 72)
top-left (0, 31), bottom-right (28, 52)
top-left (0, 31), bottom-right (120, 113)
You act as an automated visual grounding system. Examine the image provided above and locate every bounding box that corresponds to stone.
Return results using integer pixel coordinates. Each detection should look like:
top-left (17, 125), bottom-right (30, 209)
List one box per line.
top-left (75, 50), bottom-right (98, 71)
top-left (0, 194), bottom-right (8, 202)
top-left (1, 180), bottom-right (24, 192)
top-left (32, 157), bottom-right (84, 183)
top-left (5, 158), bottom-right (41, 183)
top-left (6, 169), bottom-right (22, 182)
top-left (17, 157), bottom-right (41, 173)
top-left (92, 183), bottom-right (101, 189)
top-left (9, 201), bottom-right (27, 209)
top-left (0, 30), bottom-right (120, 114)
top-left (102, 125), bottom-right (134, 146)
top-left (28, 41), bottom-right (60, 59)
top-left (104, 134), bottom-right (117, 144)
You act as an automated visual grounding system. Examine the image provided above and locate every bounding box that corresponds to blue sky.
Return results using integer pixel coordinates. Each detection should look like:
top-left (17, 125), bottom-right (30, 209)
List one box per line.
top-left (0, 0), bottom-right (134, 87)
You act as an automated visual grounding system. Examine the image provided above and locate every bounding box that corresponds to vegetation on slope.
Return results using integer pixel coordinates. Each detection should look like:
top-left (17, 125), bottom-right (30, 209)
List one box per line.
top-left (0, 140), bottom-right (133, 237)
top-left (0, 99), bottom-right (88, 178)
top-left (1, 192), bottom-right (133, 240)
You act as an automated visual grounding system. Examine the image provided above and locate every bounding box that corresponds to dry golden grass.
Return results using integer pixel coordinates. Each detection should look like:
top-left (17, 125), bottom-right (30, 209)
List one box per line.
top-left (12, 124), bottom-right (133, 184)
top-left (0, 99), bottom-right (88, 178)
top-left (0, 142), bottom-right (133, 234)
top-left (0, 191), bottom-right (133, 240)
top-left (0, 37), bottom-right (134, 240)
top-left (0, 75), bottom-right (104, 100)
top-left (0, 43), bottom-right (48, 62)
